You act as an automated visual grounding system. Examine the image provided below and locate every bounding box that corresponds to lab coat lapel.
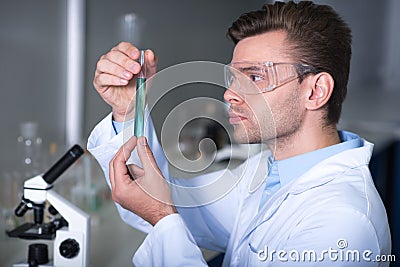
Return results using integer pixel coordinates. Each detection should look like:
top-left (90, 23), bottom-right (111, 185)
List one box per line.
top-left (228, 148), bottom-right (270, 243)
top-left (237, 185), bottom-right (291, 251)
top-left (237, 141), bottom-right (373, 249)
top-left (247, 148), bottom-right (271, 193)
top-left (223, 151), bottom-right (269, 265)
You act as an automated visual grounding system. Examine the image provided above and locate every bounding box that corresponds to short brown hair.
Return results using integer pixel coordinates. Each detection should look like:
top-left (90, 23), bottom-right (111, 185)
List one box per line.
top-left (227, 1), bottom-right (352, 125)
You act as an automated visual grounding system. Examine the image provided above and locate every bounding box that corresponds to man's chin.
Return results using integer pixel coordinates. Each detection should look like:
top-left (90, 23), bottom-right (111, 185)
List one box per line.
top-left (232, 127), bottom-right (277, 145)
top-left (233, 130), bottom-right (260, 144)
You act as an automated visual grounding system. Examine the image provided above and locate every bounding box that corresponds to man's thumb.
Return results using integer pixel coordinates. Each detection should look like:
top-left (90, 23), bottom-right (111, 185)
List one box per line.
top-left (137, 136), bottom-right (160, 174)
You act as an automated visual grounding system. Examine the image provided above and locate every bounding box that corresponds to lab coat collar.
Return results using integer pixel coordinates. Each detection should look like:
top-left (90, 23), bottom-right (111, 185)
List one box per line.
top-left (239, 138), bottom-right (374, 247)
top-left (248, 149), bottom-right (272, 193)
top-left (275, 130), bottom-right (363, 188)
top-left (288, 138), bottom-right (373, 195)
top-left (247, 131), bottom-right (366, 194)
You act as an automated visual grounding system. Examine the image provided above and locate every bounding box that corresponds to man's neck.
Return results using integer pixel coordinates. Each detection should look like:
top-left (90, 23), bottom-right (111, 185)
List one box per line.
top-left (270, 124), bottom-right (340, 161)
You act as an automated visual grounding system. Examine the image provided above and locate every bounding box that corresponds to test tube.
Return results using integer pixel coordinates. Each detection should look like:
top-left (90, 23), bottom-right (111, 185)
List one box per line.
top-left (134, 50), bottom-right (146, 137)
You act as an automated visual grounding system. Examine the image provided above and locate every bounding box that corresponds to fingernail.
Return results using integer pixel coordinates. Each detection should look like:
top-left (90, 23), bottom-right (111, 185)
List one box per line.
top-left (122, 71), bottom-right (132, 79)
top-left (131, 50), bottom-right (139, 57)
top-left (139, 137), bottom-right (147, 146)
top-left (145, 49), bottom-right (153, 59)
top-left (120, 79), bottom-right (128, 85)
top-left (130, 63), bottom-right (138, 72)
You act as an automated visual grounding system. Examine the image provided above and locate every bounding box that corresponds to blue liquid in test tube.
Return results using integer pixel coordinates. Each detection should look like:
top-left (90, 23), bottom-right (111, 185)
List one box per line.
top-left (134, 50), bottom-right (146, 137)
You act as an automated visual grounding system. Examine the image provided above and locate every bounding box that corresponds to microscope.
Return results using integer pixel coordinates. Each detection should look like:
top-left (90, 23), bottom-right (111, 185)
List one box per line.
top-left (7, 145), bottom-right (90, 267)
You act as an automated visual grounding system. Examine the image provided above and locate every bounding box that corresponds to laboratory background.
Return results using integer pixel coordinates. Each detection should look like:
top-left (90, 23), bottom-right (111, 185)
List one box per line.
top-left (0, 0), bottom-right (399, 266)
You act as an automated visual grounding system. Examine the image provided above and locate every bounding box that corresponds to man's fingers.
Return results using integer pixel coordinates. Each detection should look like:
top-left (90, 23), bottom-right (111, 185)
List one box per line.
top-left (104, 50), bottom-right (141, 75)
top-left (112, 42), bottom-right (140, 60)
top-left (110, 136), bottom-right (138, 182)
top-left (137, 136), bottom-right (161, 175)
top-left (145, 50), bottom-right (157, 67)
top-left (96, 43), bottom-right (157, 89)
top-left (94, 73), bottom-right (130, 90)
top-left (96, 57), bottom-right (135, 80)
top-left (127, 164), bottom-right (145, 179)
top-left (114, 136), bottom-right (138, 163)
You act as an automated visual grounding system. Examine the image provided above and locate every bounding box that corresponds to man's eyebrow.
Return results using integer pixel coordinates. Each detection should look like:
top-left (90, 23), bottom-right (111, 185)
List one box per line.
top-left (238, 65), bottom-right (263, 72)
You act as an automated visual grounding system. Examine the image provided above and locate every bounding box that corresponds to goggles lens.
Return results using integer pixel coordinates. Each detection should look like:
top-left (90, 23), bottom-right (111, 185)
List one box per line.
top-left (224, 62), bottom-right (314, 95)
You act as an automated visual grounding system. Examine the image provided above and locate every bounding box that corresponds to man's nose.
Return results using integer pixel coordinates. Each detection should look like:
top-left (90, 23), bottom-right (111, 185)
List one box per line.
top-left (224, 88), bottom-right (244, 104)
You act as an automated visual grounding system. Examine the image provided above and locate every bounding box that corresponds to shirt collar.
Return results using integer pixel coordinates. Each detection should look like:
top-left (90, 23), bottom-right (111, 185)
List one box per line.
top-left (269, 130), bottom-right (363, 187)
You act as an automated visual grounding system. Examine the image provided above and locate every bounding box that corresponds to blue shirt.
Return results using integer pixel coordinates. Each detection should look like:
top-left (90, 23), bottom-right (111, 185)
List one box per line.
top-left (259, 130), bottom-right (362, 209)
top-left (112, 119), bottom-right (133, 135)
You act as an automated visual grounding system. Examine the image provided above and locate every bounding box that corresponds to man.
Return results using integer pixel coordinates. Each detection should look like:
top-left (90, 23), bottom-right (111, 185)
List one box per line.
top-left (88, 1), bottom-right (391, 266)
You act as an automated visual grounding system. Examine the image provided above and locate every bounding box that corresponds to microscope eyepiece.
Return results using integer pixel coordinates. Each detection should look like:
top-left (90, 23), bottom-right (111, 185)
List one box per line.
top-left (42, 144), bottom-right (84, 185)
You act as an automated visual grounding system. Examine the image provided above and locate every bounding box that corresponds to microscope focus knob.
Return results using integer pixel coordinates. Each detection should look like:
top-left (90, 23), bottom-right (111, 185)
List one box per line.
top-left (59, 238), bottom-right (80, 259)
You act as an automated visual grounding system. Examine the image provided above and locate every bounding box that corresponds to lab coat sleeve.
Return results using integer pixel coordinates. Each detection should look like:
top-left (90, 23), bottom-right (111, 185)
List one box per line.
top-left (272, 206), bottom-right (386, 267)
top-left (133, 213), bottom-right (208, 267)
top-left (87, 111), bottom-right (169, 233)
top-left (171, 168), bottom-right (240, 252)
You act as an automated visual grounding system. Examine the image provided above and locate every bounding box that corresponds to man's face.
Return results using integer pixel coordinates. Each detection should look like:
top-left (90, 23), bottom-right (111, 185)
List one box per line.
top-left (224, 31), bottom-right (306, 146)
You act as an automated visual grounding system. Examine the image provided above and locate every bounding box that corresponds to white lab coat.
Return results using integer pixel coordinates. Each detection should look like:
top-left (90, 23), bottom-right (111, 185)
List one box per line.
top-left (87, 113), bottom-right (391, 266)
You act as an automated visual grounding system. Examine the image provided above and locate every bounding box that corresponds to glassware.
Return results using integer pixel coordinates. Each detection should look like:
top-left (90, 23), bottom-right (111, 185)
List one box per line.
top-left (17, 122), bottom-right (43, 178)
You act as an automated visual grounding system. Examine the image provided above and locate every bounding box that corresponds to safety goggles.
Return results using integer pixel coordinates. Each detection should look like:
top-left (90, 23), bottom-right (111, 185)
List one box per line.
top-left (224, 61), bottom-right (319, 95)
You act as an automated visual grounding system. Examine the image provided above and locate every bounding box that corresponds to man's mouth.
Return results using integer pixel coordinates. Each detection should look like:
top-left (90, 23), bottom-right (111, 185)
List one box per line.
top-left (228, 111), bottom-right (247, 125)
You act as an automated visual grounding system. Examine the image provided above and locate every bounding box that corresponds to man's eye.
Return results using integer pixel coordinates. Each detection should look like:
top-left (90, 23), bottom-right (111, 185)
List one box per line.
top-left (249, 74), bottom-right (263, 82)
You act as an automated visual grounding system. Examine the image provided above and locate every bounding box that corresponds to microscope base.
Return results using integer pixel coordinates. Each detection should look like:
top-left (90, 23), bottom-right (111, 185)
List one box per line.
top-left (13, 262), bottom-right (54, 267)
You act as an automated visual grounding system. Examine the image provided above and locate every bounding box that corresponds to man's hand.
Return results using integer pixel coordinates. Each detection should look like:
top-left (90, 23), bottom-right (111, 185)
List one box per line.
top-left (93, 42), bottom-right (158, 121)
top-left (109, 136), bottom-right (176, 226)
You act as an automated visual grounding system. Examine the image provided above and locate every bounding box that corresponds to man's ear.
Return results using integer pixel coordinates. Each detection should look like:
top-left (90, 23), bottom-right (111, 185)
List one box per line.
top-left (305, 72), bottom-right (334, 111)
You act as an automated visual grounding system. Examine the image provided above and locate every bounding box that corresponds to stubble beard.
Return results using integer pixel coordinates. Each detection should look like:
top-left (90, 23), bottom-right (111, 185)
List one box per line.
top-left (268, 87), bottom-right (303, 153)
top-left (233, 87), bottom-right (303, 154)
